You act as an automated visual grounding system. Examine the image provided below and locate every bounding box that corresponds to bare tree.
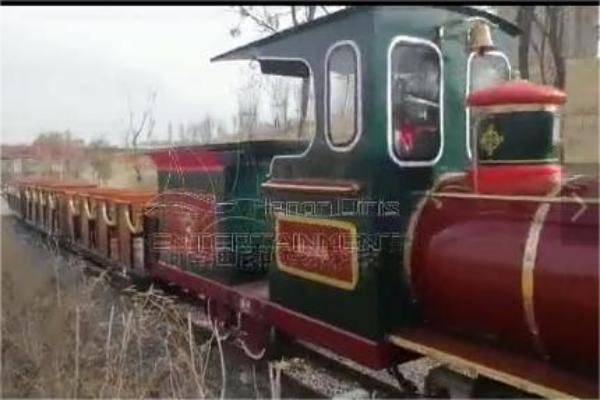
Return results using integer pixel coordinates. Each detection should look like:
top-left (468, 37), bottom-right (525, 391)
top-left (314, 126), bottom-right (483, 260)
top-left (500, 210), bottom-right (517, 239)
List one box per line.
top-left (197, 114), bottom-right (216, 143)
top-left (167, 121), bottom-right (173, 144)
top-left (236, 66), bottom-right (262, 139)
top-left (88, 138), bottom-right (113, 185)
top-left (515, 6), bottom-right (535, 80)
top-left (125, 90), bottom-right (157, 149)
top-left (178, 123), bottom-right (186, 143)
top-left (123, 90), bottom-right (157, 182)
top-left (505, 6), bottom-right (595, 88)
top-left (545, 6), bottom-right (567, 88)
top-left (230, 6), bottom-right (343, 137)
top-left (269, 76), bottom-right (290, 131)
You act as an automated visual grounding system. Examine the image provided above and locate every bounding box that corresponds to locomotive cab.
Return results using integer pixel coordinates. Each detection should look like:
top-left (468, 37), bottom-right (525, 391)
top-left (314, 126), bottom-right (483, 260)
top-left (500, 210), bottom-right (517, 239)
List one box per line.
top-left (213, 5), bottom-right (520, 341)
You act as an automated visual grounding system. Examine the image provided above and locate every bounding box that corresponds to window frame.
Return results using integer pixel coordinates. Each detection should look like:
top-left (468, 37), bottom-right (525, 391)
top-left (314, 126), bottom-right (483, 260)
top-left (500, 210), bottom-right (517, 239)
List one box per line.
top-left (387, 36), bottom-right (444, 167)
top-left (325, 40), bottom-right (362, 152)
top-left (262, 56), bottom-right (317, 177)
top-left (465, 50), bottom-right (511, 159)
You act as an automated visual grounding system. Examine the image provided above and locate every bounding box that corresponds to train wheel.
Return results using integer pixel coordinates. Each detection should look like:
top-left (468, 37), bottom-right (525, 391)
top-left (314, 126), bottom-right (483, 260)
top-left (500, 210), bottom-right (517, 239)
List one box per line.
top-left (206, 297), bottom-right (234, 341)
top-left (423, 367), bottom-right (474, 398)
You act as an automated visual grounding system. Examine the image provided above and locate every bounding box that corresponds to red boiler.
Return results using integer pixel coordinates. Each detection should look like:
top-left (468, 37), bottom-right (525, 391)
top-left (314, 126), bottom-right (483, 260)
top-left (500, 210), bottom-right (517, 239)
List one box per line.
top-left (406, 174), bottom-right (599, 376)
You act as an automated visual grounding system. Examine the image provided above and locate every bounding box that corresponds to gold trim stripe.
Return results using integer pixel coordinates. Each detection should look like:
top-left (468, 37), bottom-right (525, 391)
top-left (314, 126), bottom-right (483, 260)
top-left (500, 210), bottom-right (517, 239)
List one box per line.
top-left (403, 196), bottom-right (429, 304)
top-left (521, 183), bottom-right (563, 357)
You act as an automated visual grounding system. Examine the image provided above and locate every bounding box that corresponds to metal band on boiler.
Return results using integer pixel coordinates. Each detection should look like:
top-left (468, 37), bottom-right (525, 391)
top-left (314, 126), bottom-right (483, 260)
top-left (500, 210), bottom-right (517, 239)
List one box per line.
top-left (403, 173), bottom-right (465, 305)
top-left (521, 183), bottom-right (563, 358)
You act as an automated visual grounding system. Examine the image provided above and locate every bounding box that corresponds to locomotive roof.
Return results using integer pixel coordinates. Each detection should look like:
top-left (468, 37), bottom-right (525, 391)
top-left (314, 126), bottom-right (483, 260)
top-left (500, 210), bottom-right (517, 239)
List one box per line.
top-left (211, 5), bottom-right (520, 62)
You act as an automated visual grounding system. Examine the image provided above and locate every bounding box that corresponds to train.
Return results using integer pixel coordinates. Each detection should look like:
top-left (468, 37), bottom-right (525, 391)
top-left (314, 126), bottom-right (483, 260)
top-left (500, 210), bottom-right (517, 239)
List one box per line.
top-left (3, 6), bottom-right (598, 398)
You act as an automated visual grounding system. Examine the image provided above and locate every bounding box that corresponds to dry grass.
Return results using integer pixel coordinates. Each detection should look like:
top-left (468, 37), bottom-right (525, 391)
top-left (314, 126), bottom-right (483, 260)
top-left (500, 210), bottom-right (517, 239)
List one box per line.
top-left (1, 223), bottom-right (224, 398)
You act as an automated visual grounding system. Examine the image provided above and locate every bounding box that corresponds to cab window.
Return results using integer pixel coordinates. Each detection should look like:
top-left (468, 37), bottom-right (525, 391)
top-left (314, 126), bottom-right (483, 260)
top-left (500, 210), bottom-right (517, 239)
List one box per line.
top-left (327, 43), bottom-right (359, 148)
top-left (468, 51), bottom-right (510, 92)
top-left (390, 39), bottom-right (442, 164)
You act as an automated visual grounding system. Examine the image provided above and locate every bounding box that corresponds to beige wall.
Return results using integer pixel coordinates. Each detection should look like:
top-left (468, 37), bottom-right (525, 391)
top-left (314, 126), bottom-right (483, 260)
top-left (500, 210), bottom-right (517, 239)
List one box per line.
top-left (563, 58), bottom-right (599, 176)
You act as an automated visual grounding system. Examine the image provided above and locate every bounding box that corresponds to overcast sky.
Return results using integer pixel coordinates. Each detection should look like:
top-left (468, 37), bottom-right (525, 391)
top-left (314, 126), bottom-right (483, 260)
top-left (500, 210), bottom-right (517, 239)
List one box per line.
top-left (1, 6), bottom-right (267, 145)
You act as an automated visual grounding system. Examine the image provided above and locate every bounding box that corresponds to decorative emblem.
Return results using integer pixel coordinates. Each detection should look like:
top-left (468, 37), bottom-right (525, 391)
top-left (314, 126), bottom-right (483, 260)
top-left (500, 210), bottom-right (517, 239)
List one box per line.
top-left (275, 214), bottom-right (358, 290)
top-left (479, 124), bottom-right (504, 157)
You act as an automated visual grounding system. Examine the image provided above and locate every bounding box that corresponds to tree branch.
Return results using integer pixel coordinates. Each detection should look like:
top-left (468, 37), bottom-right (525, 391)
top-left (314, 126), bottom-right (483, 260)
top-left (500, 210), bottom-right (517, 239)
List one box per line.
top-left (532, 9), bottom-right (550, 38)
top-left (238, 6), bottom-right (278, 33)
top-left (307, 6), bottom-right (316, 22)
top-left (290, 6), bottom-right (298, 26)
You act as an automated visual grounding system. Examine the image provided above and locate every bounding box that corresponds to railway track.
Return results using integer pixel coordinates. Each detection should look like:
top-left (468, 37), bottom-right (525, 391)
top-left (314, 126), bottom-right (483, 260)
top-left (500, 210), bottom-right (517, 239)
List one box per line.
top-left (7, 211), bottom-right (426, 399)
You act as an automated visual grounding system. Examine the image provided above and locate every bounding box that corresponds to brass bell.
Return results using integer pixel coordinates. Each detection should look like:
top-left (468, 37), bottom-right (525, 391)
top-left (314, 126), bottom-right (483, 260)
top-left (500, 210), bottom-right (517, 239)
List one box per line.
top-left (468, 19), bottom-right (495, 55)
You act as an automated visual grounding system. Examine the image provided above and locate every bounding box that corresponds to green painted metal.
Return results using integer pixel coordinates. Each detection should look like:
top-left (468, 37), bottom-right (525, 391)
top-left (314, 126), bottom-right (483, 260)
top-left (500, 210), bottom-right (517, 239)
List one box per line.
top-left (476, 111), bottom-right (559, 163)
top-left (155, 141), bottom-right (305, 277)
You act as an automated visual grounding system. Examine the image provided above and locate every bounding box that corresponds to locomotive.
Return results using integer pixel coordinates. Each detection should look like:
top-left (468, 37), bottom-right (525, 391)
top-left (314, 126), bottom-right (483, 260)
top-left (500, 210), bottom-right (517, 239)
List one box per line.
top-left (4, 6), bottom-right (598, 398)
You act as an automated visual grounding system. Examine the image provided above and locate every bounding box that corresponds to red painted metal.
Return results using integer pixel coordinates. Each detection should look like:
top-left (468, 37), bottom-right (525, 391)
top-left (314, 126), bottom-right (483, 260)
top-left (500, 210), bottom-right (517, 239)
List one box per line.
top-left (534, 179), bottom-right (599, 373)
top-left (466, 164), bottom-right (563, 195)
top-left (409, 176), bottom-right (598, 376)
top-left (467, 80), bottom-right (566, 106)
top-left (146, 191), bottom-right (216, 265)
top-left (146, 147), bottom-right (223, 172)
top-left (267, 302), bottom-right (408, 370)
top-left (148, 259), bottom-right (406, 370)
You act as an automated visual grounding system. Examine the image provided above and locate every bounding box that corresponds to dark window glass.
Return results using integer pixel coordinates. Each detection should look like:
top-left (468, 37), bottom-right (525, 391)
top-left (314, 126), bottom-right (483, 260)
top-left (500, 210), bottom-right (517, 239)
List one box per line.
top-left (391, 43), bottom-right (441, 162)
top-left (327, 45), bottom-right (358, 146)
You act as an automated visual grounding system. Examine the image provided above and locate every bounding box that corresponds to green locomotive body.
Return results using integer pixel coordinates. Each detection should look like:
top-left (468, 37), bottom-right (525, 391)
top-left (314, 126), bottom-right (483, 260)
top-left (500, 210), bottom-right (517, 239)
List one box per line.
top-left (212, 5), bottom-right (518, 339)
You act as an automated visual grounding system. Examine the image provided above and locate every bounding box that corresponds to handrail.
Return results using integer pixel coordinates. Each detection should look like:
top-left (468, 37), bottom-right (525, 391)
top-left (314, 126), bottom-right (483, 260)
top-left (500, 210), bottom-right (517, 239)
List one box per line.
top-left (123, 206), bottom-right (143, 234)
top-left (101, 201), bottom-right (117, 226)
top-left (261, 179), bottom-right (361, 195)
top-left (39, 192), bottom-right (47, 206)
top-left (83, 197), bottom-right (97, 220)
top-left (68, 197), bottom-right (80, 216)
top-left (430, 191), bottom-right (599, 205)
top-left (48, 193), bottom-right (56, 210)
